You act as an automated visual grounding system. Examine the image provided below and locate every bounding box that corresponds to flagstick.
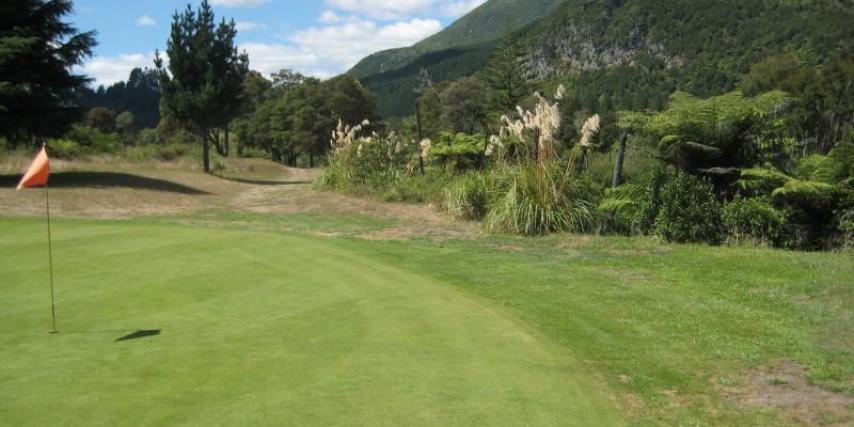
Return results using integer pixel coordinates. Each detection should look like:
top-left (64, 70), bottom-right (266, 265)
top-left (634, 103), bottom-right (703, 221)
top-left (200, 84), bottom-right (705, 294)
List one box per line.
top-left (46, 184), bottom-right (58, 334)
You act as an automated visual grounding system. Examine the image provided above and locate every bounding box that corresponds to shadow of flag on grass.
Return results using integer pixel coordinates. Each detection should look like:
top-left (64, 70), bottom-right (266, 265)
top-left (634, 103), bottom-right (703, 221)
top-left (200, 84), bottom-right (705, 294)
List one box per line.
top-left (115, 330), bottom-right (161, 342)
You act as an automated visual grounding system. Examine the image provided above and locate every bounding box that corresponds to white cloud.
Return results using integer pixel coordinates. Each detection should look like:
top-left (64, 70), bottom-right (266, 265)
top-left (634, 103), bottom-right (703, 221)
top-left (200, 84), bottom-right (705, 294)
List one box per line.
top-left (210, 0), bottom-right (268, 7)
top-left (325, 0), bottom-right (437, 20)
top-left (79, 53), bottom-right (157, 87)
top-left (318, 11), bottom-right (342, 23)
top-left (241, 17), bottom-right (442, 78)
top-left (440, 0), bottom-right (486, 17)
top-left (240, 43), bottom-right (320, 76)
top-left (136, 15), bottom-right (157, 27)
top-left (235, 21), bottom-right (267, 32)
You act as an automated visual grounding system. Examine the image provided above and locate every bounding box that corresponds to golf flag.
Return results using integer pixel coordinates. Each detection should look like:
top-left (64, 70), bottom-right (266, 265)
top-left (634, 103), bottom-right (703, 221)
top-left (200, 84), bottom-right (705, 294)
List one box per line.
top-left (16, 145), bottom-right (58, 332)
top-left (17, 146), bottom-right (50, 190)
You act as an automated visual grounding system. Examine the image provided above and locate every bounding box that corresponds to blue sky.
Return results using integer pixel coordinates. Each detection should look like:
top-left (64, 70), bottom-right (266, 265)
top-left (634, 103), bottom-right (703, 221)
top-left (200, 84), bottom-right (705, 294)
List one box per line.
top-left (72, 0), bottom-right (487, 87)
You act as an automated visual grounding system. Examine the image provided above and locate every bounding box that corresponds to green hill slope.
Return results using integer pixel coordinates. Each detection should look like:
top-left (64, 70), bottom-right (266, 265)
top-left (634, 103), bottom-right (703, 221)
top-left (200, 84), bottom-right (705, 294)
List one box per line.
top-left (350, 0), bottom-right (567, 116)
top-left (516, 0), bottom-right (854, 112)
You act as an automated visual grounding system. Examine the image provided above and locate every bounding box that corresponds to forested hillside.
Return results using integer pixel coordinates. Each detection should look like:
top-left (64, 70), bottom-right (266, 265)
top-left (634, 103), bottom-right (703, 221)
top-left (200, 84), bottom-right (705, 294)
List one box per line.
top-left (354, 0), bottom-right (854, 118)
top-left (350, 0), bottom-right (566, 116)
top-left (519, 0), bottom-right (854, 113)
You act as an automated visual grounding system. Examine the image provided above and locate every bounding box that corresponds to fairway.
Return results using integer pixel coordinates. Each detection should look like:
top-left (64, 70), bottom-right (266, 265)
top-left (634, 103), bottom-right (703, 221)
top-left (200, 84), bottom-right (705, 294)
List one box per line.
top-left (0, 218), bottom-right (620, 426)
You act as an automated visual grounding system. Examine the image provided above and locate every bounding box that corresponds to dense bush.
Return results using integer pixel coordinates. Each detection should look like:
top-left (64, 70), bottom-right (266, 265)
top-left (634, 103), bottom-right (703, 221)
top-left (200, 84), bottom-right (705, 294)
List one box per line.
top-left (654, 172), bottom-right (724, 244)
top-left (444, 170), bottom-right (503, 220)
top-left (47, 139), bottom-right (83, 159)
top-left (381, 172), bottom-right (453, 204)
top-left (429, 132), bottom-right (486, 172)
top-left (64, 125), bottom-right (121, 154)
top-left (126, 143), bottom-right (195, 162)
top-left (722, 197), bottom-right (786, 246)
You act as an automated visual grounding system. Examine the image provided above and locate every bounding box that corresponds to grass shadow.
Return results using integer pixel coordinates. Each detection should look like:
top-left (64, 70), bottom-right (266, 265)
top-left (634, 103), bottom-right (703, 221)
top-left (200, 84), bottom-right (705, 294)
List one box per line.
top-left (0, 172), bottom-right (209, 195)
top-left (115, 329), bottom-right (161, 342)
top-left (212, 173), bottom-right (312, 186)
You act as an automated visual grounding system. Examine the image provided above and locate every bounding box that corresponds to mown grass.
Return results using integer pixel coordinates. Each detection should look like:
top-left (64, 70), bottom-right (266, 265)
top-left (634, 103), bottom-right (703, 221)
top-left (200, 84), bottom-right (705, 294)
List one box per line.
top-left (0, 218), bottom-right (620, 426)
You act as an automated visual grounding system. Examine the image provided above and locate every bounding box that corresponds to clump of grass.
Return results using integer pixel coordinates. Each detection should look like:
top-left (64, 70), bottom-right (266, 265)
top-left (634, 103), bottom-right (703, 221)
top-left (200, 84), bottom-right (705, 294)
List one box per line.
top-left (444, 171), bottom-right (501, 220)
top-left (486, 163), bottom-right (593, 235)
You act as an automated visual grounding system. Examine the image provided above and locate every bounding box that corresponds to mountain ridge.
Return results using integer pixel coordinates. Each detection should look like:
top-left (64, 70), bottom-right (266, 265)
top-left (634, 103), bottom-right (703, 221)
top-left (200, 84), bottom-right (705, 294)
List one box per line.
top-left (348, 0), bottom-right (568, 116)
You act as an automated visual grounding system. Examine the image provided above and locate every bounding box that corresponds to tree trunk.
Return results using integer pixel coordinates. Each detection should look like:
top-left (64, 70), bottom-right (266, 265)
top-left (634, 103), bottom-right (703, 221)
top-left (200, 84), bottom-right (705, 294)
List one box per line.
top-left (224, 126), bottom-right (230, 157)
top-left (309, 153), bottom-right (314, 168)
top-left (415, 98), bottom-right (425, 175)
top-left (612, 133), bottom-right (628, 188)
top-left (202, 138), bottom-right (211, 173)
top-left (210, 128), bottom-right (230, 157)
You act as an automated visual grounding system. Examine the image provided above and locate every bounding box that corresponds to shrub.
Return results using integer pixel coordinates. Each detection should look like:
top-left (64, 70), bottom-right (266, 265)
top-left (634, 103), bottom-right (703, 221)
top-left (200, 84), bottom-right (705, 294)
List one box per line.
top-left (65, 124), bottom-right (121, 154)
top-left (444, 171), bottom-right (502, 220)
top-left (381, 172), bottom-right (451, 204)
top-left (47, 139), bottom-right (82, 159)
top-left (654, 172), bottom-right (724, 244)
top-left (771, 179), bottom-right (837, 212)
top-left (722, 197), bottom-right (786, 246)
top-left (429, 132), bottom-right (485, 172)
top-left (485, 164), bottom-right (593, 235)
top-left (737, 167), bottom-right (792, 196)
top-left (838, 209), bottom-right (854, 250)
top-left (598, 182), bottom-right (647, 235)
top-left (126, 143), bottom-right (194, 162)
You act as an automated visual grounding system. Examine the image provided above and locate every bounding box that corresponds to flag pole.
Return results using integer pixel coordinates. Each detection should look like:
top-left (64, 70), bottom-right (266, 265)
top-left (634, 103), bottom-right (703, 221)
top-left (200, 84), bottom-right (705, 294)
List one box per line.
top-left (44, 156), bottom-right (57, 334)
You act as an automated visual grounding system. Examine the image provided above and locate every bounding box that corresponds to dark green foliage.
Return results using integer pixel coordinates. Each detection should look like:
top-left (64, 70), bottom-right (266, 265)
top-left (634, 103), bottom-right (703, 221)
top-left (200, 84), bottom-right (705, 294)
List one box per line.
top-left (360, 43), bottom-right (498, 117)
top-left (812, 140), bottom-right (854, 184)
top-left (736, 165), bottom-right (853, 249)
top-left (84, 107), bottom-right (117, 133)
top-left (439, 78), bottom-right (490, 134)
top-left (480, 33), bottom-right (528, 113)
top-left (154, 0), bottom-right (248, 172)
top-left (722, 197), bottom-right (786, 246)
top-left (521, 0), bottom-right (853, 95)
top-left (77, 68), bottom-right (161, 128)
top-left (740, 55), bottom-right (854, 153)
top-left (238, 74), bottom-right (376, 166)
top-left (115, 111), bottom-right (135, 133)
top-left (380, 172), bottom-right (454, 204)
top-left (772, 179), bottom-right (837, 212)
top-left (415, 81), bottom-right (452, 141)
top-left (618, 90), bottom-right (790, 189)
top-left (444, 171), bottom-right (499, 220)
top-left (737, 167), bottom-right (793, 196)
top-left (0, 0), bottom-right (96, 144)
top-left (430, 132), bottom-right (487, 172)
top-left (654, 172), bottom-right (724, 244)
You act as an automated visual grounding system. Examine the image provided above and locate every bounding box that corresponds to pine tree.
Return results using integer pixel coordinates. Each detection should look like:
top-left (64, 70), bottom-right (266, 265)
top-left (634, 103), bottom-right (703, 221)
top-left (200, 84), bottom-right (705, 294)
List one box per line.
top-left (482, 33), bottom-right (528, 113)
top-left (0, 0), bottom-right (96, 144)
top-left (154, 0), bottom-right (248, 172)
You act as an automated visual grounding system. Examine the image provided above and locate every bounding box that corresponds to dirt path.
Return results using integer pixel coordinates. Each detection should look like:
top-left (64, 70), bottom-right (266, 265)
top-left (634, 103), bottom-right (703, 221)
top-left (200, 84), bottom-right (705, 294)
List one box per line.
top-left (0, 158), bottom-right (479, 239)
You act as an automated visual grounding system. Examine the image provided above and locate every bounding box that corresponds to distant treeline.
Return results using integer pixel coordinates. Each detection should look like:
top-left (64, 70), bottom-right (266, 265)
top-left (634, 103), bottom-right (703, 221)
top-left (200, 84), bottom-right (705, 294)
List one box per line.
top-left (77, 68), bottom-right (161, 129)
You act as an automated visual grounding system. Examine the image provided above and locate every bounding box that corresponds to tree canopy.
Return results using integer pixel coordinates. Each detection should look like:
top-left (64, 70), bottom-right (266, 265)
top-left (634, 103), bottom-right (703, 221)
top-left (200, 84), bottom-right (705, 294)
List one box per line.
top-left (0, 0), bottom-right (96, 144)
top-left (154, 0), bottom-right (248, 172)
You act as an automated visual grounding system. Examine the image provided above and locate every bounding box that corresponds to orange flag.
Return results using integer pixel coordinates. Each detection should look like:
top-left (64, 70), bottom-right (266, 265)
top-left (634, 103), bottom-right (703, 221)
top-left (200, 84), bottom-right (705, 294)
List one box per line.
top-left (16, 146), bottom-right (51, 190)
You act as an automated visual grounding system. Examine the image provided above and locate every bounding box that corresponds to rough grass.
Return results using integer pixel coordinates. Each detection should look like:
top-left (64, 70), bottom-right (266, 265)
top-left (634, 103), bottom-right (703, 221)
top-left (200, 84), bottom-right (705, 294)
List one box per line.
top-left (359, 235), bottom-right (854, 425)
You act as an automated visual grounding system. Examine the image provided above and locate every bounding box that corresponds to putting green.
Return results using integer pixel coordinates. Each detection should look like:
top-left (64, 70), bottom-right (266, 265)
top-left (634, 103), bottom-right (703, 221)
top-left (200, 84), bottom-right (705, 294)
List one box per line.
top-left (0, 219), bottom-right (619, 426)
